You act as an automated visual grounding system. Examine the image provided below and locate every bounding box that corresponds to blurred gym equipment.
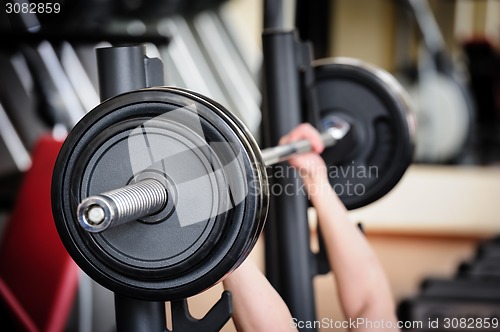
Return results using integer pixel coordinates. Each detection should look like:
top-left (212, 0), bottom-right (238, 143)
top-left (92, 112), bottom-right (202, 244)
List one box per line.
top-left (399, 237), bottom-right (500, 331)
top-left (398, 0), bottom-right (475, 163)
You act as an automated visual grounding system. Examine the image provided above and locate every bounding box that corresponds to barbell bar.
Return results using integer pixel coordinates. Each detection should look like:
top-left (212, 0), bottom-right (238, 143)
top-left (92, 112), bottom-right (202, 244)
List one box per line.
top-left (77, 116), bottom-right (350, 233)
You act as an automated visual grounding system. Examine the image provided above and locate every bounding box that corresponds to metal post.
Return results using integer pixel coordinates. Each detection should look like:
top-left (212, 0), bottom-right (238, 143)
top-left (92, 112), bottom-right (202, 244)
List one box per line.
top-left (264, 0), bottom-right (283, 30)
top-left (96, 44), bottom-right (166, 332)
top-left (115, 293), bottom-right (166, 332)
top-left (262, 30), bottom-right (317, 331)
top-left (96, 45), bottom-right (164, 102)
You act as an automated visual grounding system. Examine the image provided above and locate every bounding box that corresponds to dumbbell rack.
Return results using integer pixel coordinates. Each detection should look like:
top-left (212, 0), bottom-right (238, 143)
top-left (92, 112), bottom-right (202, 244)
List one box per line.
top-left (96, 45), bottom-right (232, 332)
top-left (398, 236), bottom-right (500, 329)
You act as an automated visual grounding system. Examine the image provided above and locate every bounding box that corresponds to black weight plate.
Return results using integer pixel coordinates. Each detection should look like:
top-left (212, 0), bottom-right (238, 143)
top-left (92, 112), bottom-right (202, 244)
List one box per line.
top-left (52, 87), bottom-right (268, 301)
top-left (314, 58), bottom-right (415, 210)
top-left (79, 118), bottom-right (223, 274)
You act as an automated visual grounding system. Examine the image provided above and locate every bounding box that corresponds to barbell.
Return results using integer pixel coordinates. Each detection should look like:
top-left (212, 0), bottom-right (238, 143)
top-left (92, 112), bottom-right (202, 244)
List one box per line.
top-left (51, 59), bottom-right (414, 301)
top-left (77, 116), bottom-right (350, 233)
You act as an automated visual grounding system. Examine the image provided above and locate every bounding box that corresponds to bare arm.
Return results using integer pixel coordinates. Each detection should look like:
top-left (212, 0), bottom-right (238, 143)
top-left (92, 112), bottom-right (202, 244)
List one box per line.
top-left (281, 123), bottom-right (398, 331)
top-left (222, 259), bottom-right (297, 332)
top-left (306, 177), bottom-right (397, 330)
